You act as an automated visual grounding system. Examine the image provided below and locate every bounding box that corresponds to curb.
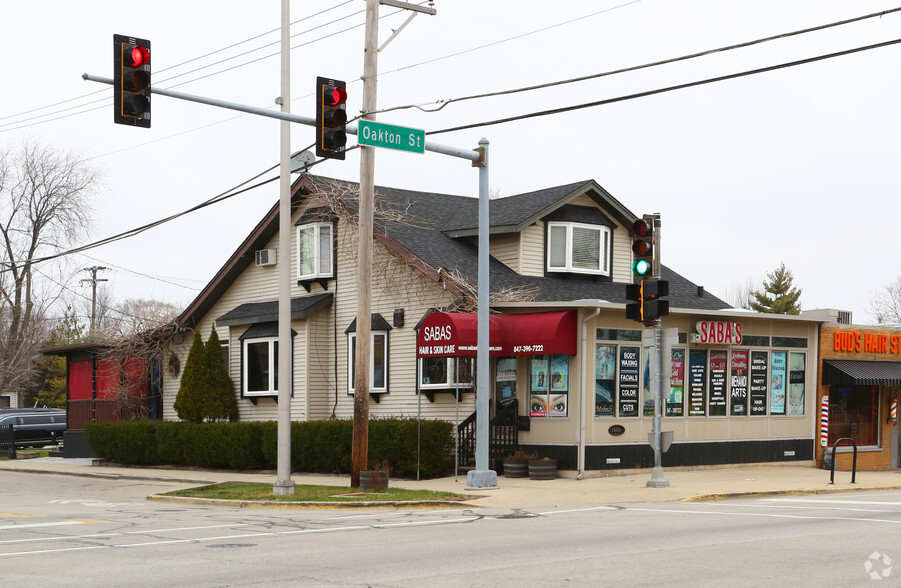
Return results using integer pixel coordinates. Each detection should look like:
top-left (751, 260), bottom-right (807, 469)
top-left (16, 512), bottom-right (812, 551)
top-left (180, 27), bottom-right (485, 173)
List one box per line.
top-left (148, 494), bottom-right (483, 510)
top-left (682, 485), bottom-right (901, 502)
top-left (1, 465), bottom-right (214, 486)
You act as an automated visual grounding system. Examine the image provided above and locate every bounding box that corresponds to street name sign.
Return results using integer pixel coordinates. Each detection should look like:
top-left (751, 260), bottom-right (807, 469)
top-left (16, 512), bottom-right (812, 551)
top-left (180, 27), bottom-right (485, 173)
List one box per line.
top-left (357, 120), bottom-right (425, 154)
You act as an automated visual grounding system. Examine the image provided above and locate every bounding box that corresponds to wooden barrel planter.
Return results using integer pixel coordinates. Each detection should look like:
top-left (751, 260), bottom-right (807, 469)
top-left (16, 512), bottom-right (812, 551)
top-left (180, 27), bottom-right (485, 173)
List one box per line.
top-left (359, 470), bottom-right (389, 491)
top-left (528, 459), bottom-right (558, 480)
top-left (502, 459), bottom-right (528, 478)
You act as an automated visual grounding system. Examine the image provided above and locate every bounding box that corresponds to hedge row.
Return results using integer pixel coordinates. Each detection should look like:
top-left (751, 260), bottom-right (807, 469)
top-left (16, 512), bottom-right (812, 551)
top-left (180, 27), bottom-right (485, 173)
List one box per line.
top-left (84, 418), bottom-right (454, 478)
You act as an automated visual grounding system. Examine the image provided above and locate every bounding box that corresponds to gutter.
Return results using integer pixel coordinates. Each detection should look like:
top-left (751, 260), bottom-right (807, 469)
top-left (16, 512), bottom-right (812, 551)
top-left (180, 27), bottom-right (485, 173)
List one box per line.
top-left (579, 306), bottom-right (601, 479)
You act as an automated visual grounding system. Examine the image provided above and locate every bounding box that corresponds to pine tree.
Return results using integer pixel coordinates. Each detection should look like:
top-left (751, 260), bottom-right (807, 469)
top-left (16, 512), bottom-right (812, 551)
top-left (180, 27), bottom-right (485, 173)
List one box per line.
top-left (749, 263), bottom-right (802, 315)
top-left (173, 332), bottom-right (208, 423)
top-left (205, 326), bottom-right (238, 422)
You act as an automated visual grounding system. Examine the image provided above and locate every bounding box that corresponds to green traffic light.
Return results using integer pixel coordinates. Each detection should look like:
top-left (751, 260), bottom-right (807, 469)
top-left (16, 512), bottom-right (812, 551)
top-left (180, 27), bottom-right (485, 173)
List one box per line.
top-left (632, 258), bottom-right (652, 277)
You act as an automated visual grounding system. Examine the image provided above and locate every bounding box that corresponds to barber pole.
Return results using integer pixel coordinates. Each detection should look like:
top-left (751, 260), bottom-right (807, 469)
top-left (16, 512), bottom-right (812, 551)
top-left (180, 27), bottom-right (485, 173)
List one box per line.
top-left (820, 396), bottom-right (829, 447)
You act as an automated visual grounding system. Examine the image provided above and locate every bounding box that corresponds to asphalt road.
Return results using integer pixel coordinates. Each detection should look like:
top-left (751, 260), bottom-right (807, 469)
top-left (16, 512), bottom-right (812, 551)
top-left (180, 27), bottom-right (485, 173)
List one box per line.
top-left (2, 471), bottom-right (900, 587)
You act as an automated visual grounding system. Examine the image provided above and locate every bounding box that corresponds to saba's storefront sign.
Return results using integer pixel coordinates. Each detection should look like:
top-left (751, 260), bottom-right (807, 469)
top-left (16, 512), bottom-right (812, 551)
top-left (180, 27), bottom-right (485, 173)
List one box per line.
top-left (694, 320), bottom-right (743, 345)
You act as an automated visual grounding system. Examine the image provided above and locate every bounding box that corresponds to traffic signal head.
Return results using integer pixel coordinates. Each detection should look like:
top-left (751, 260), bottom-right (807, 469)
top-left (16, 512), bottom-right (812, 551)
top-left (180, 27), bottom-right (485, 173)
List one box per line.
top-left (113, 34), bottom-right (151, 128)
top-left (631, 216), bottom-right (654, 278)
top-left (624, 279), bottom-right (670, 325)
top-left (316, 77), bottom-right (348, 160)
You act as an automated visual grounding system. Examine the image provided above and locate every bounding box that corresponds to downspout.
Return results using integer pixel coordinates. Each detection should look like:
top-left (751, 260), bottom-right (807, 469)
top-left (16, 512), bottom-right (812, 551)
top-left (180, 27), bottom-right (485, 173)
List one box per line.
top-left (579, 307), bottom-right (601, 480)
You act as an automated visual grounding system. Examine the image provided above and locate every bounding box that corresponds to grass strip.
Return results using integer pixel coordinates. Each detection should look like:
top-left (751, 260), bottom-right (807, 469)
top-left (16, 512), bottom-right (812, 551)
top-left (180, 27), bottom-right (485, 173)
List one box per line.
top-left (165, 481), bottom-right (464, 503)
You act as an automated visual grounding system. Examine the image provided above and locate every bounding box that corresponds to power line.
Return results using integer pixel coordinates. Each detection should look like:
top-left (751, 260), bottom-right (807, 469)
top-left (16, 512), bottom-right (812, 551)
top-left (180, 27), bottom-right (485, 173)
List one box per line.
top-left (0, 1), bottom-right (359, 129)
top-left (377, 6), bottom-right (901, 117)
top-left (428, 36), bottom-right (901, 136)
top-left (0, 144), bottom-right (332, 272)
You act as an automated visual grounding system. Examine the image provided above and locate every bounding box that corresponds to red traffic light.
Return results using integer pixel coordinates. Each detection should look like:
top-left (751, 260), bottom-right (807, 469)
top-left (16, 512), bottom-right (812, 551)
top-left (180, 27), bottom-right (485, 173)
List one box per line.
top-left (327, 86), bottom-right (347, 106)
top-left (129, 45), bottom-right (150, 67)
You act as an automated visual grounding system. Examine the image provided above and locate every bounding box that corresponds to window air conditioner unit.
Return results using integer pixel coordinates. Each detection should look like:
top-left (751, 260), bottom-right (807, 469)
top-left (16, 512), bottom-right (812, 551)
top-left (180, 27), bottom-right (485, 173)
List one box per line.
top-left (255, 249), bottom-right (277, 267)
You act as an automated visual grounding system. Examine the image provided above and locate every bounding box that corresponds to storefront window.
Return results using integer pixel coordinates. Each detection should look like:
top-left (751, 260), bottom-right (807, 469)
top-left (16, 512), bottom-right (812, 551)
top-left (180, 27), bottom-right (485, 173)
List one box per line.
top-left (770, 352), bottom-right (787, 414)
top-left (828, 386), bottom-right (878, 446)
top-left (688, 349), bottom-right (707, 416)
top-left (787, 352), bottom-right (806, 415)
top-left (495, 357), bottom-right (517, 404)
top-left (420, 357), bottom-right (473, 388)
top-left (730, 350), bottom-right (749, 415)
top-left (749, 350), bottom-right (768, 415)
top-left (595, 345), bottom-right (616, 417)
top-left (708, 350), bottom-right (728, 416)
top-left (667, 349), bottom-right (685, 416)
top-left (530, 355), bottom-right (568, 417)
top-left (618, 346), bottom-right (640, 417)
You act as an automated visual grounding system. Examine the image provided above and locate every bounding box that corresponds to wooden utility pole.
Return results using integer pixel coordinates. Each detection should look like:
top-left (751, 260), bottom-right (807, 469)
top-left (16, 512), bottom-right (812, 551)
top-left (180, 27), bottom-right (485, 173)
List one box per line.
top-left (80, 266), bottom-right (108, 333)
top-left (351, 0), bottom-right (379, 488)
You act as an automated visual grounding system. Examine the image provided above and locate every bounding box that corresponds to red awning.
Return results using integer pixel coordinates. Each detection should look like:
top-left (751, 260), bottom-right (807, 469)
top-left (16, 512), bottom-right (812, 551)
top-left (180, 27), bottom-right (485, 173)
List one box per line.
top-left (501, 310), bottom-right (578, 356)
top-left (416, 310), bottom-right (577, 357)
top-left (416, 312), bottom-right (505, 357)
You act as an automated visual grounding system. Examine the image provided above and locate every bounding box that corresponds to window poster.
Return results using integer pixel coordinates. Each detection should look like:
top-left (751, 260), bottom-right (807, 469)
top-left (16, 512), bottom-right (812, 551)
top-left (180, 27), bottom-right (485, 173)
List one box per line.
top-left (787, 352), bottom-right (806, 416)
top-left (749, 351), bottom-right (768, 416)
top-left (618, 346), bottom-right (640, 417)
top-left (531, 355), bottom-right (548, 391)
top-left (495, 357), bottom-right (517, 404)
top-left (548, 392), bottom-right (568, 417)
top-left (666, 348), bottom-right (685, 417)
top-left (688, 349), bottom-right (707, 416)
top-left (708, 350), bottom-right (728, 416)
top-left (550, 354), bottom-right (569, 392)
top-left (730, 350), bottom-right (749, 416)
top-left (530, 392), bottom-right (548, 417)
top-left (549, 355), bottom-right (569, 417)
top-left (770, 351), bottom-right (787, 415)
top-left (643, 346), bottom-right (654, 417)
top-left (530, 355), bottom-right (548, 417)
top-left (595, 345), bottom-right (616, 417)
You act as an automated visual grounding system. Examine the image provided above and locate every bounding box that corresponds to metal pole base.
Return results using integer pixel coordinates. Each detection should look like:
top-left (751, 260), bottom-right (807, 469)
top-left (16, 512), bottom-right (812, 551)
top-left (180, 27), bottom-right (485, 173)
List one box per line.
top-left (273, 480), bottom-right (296, 495)
top-left (646, 467), bottom-right (670, 488)
top-left (465, 469), bottom-right (499, 490)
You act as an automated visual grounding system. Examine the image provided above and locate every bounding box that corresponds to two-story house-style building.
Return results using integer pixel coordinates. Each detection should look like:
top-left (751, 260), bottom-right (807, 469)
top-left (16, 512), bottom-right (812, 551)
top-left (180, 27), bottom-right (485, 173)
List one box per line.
top-left (166, 174), bottom-right (820, 476)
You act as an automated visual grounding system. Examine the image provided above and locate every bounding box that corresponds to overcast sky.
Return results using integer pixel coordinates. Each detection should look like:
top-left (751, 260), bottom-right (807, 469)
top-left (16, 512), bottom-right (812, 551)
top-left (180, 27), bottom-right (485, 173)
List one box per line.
top-left (3, 0), bottom-right (900, 325)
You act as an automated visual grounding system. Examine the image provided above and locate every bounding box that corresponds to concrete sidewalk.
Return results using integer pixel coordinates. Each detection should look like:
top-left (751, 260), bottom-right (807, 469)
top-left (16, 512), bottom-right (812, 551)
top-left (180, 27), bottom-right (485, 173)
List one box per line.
top-left (3, 457), bottom-right (901, 508)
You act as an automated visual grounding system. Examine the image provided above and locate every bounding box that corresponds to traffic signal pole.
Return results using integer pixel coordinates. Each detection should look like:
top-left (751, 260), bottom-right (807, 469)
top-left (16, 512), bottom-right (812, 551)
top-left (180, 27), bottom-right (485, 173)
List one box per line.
top-left (84, 5), bottom-right (499, 490)
top-left (647, 214), bottom-right (669, 488)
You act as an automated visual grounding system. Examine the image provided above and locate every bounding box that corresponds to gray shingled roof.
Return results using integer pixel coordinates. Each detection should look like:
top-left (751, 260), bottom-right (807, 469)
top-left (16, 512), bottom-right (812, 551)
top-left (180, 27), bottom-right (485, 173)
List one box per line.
top-left (303, 175), bottom-right (731, 312)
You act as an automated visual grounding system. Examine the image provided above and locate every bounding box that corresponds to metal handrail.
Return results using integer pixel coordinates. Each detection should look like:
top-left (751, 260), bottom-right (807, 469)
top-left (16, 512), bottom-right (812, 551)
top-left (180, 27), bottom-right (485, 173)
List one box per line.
top-left (828, 437), bottom-right (858, 484)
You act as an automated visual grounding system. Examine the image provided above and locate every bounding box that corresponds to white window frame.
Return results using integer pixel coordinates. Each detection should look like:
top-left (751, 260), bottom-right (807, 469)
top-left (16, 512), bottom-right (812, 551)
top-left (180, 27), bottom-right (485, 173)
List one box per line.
top-left (546, 221), bottom-right (610, 275)
top-left (348, 331), bottom-right (388, 395)
top-left (296, 222), bottom-right (334, 280)
top-left (419, 357), bottom-right (474, 389)
top-left (242, 337), bottom-right (278, 396)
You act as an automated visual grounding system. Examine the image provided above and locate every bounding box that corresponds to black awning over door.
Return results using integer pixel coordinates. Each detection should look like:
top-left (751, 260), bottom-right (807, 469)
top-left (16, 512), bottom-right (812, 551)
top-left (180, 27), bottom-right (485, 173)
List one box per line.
top-left (823, 359), bottom-right (901, 386)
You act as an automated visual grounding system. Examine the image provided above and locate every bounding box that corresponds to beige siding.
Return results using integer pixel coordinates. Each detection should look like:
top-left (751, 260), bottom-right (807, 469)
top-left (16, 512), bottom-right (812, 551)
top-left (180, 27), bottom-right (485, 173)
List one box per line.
top-left (611, 219), bottom-right (632, 284)
top-left (519, 222), bottom-right (545, 277)
top-left (490, 232), bottom-right (520, 273)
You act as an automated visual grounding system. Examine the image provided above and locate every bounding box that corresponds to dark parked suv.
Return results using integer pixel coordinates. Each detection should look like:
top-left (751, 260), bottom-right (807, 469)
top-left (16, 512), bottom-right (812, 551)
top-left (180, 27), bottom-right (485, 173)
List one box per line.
top-left (0, 409), bottom-right (66, 449)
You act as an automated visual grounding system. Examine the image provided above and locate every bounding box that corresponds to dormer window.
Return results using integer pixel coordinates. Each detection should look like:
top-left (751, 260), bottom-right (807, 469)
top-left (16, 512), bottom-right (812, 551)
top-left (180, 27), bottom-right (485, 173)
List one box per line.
top-left (297, 222), bottom-right (333, 280)
top-left (547, 222), bottom-right (610, 275)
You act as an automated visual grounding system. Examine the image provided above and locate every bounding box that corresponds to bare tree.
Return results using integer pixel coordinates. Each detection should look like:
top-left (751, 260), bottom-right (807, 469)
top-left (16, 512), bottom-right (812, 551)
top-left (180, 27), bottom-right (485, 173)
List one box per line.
top-left (0, 142), bottom-right (99, 406)
top-left (869, 277), bottom-right (901, 326)
top-left (722, 276), bottom-right (759, 310)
